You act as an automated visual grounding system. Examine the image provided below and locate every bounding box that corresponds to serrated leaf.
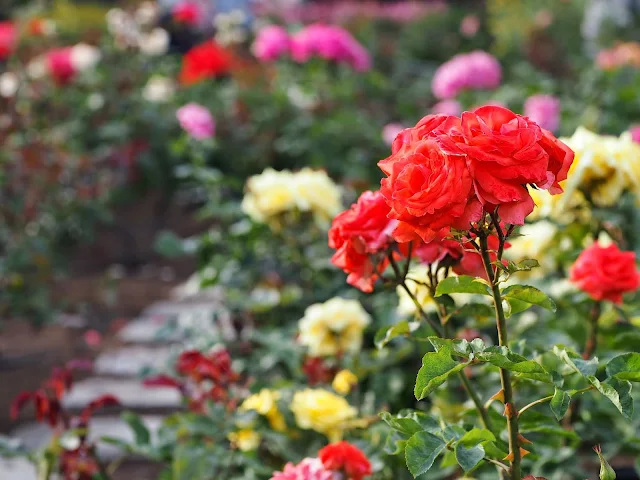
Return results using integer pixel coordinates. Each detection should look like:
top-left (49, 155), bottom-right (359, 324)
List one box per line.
top-left (375, 321), bottom-right (418, 349)
top-left (588, 376), bottom-right (634, 419)
top-left (435, 276), bottom-right (491, 296)
top-left (414, 346), bottom-right (471, 400)
top-left (550, 388), bottom-right (572, 421)
top-left (502, 285), bottom-right (556, 316)
top-left (606, 353), bottom-right (640, 382)
top-left (510, 259), bottom-right (540, 272)
top-left (379, 412), bottom-right (422, 436)
top-left (455, 443), bottom-right (485, 472)
top-left (453, 303), bottom-right (495, 319)
top-left (553, 346), bottom-right (599, 377)
top-left (477, 347), bottom-right (552, 383)
top-left (405, 431), bottom-right (446, 477)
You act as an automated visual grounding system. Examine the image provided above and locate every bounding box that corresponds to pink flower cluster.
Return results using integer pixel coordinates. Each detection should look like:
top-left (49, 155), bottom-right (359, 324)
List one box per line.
top-left (629, 125), bottom-right (640, 144)
top-left (523, 94), bottom-right (561, 132)
top-left (432, 50), bottom-right (502, 100)
top-left (270, 458), bottom-right (335, 480)
top-left (253, 25), bottom-right (290, 62)
top-left (252, 23), bottom-right (371, 72)
top-left (176, 103), bottom-right (215, 140)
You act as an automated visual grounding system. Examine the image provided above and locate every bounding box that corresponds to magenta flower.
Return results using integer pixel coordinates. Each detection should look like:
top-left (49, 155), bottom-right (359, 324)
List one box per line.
top-left (431, 50), bottom-right (501, 99)
top-left (523, 94), bottom-right (561, 132)
top-left (253, 25), bottom-right (290, 62)
top-left (176, 103), bottom-right (215, 140)
top-left (382, 123), bottom-right (405, 146)
top-left (629, 125), bottom-right (640, 144)
top-left (270, 458), bottom-right (335, 480)
top-left (432, 99), bottom-right (462, 116)
top-left (291, 24), bottom-right (371, 72)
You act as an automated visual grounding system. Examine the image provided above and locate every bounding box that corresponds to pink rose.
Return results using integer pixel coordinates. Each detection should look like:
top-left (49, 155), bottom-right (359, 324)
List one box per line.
top-left (382, 123), bottom-right (405, 146)
top-left (432, 50), bottom-right (502, 100)
top-left (432, 99), bottom-right (462, 116)
top-left (524, 94), bottom-right (561, 132)
top-left (176, 103), bottom-right (215, 139)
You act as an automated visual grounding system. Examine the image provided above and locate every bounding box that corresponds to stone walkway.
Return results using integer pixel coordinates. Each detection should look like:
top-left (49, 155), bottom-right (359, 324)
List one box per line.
top-left (0, 284), bottom-right (230, 479)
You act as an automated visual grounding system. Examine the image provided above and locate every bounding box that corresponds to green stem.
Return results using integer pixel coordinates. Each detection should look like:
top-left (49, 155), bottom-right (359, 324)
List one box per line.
top-left (518, 395), bottom-right (553, 417)
top-left (479, 230), bottom-right (521, 480)
top-left (583, 302), bottom-right (601, 360)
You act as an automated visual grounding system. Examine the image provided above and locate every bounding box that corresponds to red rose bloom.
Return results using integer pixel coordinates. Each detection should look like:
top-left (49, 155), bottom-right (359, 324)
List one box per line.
top-left (329, 190), bottom-right (396, 292)
top-left (569, 243), bottom-right (640, 304)
top-left (319, 441), bottom-right (372, 480)
top-left (172, 1), bottom-right (202, 25)
top-left (180, 41), bottom-right (233, 85)
top-left (454, 105), bottom-right (574, 224)
top-left (413, 228), bottom-right (462, 265)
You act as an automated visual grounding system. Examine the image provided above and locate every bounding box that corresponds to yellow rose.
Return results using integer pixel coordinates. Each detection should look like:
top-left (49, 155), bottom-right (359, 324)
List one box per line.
top-left (332, 370), bottom-right (358, 395)
top-left (293, 168), bottom-right (342, 225)
top-left (227, 429), bottom-right (261, 452)
top-left (560, 127), bottom-right (640, 207)
top-left (240, 389), bottom-right (287, 432)
top-left (241, 168), bottom-right (298, 223)
top-left (290, 388), bottom-right (358, 442)
top-left (298, 297), bottom-right (370, 357)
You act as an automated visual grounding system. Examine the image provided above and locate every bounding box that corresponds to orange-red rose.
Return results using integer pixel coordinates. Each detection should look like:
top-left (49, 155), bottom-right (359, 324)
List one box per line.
top-left (455, 106), bottom-right (574, 224)
top-left (328, 190), bottom-right (396, 292)
top-left (379, 130), bottom-right (481, 243)
top-left (376, 107), bottom-right (574, 242)
top-left (569, 243), bottom-right (640, 304)
top-left (319, 441), bottom-right (372, 480)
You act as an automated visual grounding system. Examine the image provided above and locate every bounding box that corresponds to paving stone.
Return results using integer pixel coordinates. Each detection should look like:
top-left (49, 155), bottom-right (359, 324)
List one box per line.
top-left (117, 316), bottom-right (181, 344)
top-left (0, 457), bottom-right (37, 480)
top-left (63, 378), bottom-right (181, 411)
top-left (10, 415), bottom-right (165, 461)
top-left (94, 346), bottom-right (175, 377)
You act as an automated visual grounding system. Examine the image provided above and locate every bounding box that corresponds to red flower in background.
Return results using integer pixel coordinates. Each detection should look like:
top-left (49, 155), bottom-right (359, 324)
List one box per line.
top-left (319, 441), bottom-right (372, 480)
top-left (179, 41), bottom-right (233, 85)
top-left (302, 357), bottom-right (337, 385)
top-left (453, 233), bottom-right (509, 280)
top-left (0, 22), bottom-right (17, 60)
top-left (569, 243), bottom-right (640, 304)
top-left (172, 1), bottom-right (202, 26)
top-left (144, 348), bottom-right (241, 412)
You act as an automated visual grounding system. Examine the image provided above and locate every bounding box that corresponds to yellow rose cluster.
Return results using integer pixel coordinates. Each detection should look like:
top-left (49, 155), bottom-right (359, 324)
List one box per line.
top-left (298, 297), bottom-right (371, 357)
top-left (290, 388), bottom-right (360, 442)
top-left (240, 388), bottom-right (287, 432)
top-left (560, 127), bottom-right (640, 207)
top-left (241, 167), bottom-right (342, 227)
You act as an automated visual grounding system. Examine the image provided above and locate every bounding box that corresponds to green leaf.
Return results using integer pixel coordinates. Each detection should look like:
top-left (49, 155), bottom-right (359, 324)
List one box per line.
top-left (459, 428), bottom-right (496, 446)
top-left (435, 276), bottom-right (491, 296)
top-left (588, 376), bottom-right (634, 419)
top-left (379, 412), bottom-right (423, 436)
top-left (455, 443), bottom-right (485, 472)
top-left (453, 303), bottom-right (495, 319)
top-left (553, 346), bottom-right (599, 377)
top-left (375, 321), bottom-right (419, 349)
top-left (509, 259), bottom-right (540, 273)
top-left (477, 347), bottom-right (552, 383)
top-left (415, 346), bottom-right (471, 400)
top-left (122, 411), bottom-right (151, 445)
top-left (606, 353), bottom-right (640, 382)
top-left (405, 431), bottom-right (446, 477)
top-left (502, 285), bottom-right (556, 317)
top-left (550, 388), bottom-right (572, 421)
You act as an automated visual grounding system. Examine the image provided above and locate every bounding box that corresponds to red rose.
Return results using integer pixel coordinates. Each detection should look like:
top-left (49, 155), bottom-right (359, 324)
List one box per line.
top-left (172, 1), bottom-right (202, 26)
top-left (413, 228), bottom-right (462, 265)
top-left (569, 243), bottom-right (640, 304)
top-left (319, 441), bottom-right (372, 480)
top-left (180, 41), bottom-right (233, 85)
top-left (455, 105), bottom-right (574, 224)
top-left (329, 190), bottom-right (396, 292)
top-left (379, 134), bottom-right (481, 243)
